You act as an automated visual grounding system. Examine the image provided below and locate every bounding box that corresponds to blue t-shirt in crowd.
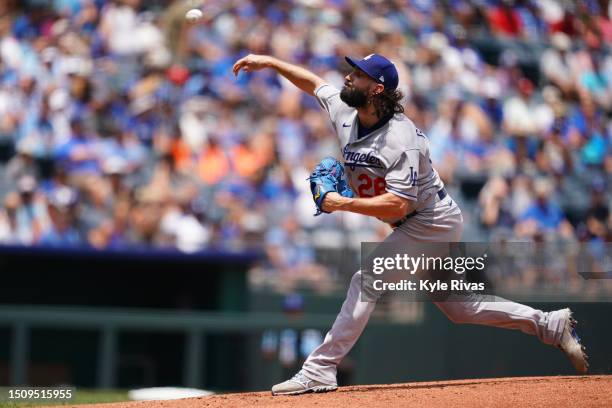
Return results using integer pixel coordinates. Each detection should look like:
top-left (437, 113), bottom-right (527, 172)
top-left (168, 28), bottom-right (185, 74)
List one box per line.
top-left (38, 226), bottom-right (81, 246)
top-left (520, 201), bottom-right (565, 230)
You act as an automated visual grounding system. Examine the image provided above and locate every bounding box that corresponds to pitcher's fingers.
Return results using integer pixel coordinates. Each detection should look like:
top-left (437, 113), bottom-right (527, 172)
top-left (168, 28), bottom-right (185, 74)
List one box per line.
top-left (232, 59), bottom-right (245, 76)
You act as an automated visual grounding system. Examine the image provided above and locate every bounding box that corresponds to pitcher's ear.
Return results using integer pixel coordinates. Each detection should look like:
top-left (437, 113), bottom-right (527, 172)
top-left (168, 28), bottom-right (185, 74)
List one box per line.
top-left (372, 83), bottom-right (385, 95)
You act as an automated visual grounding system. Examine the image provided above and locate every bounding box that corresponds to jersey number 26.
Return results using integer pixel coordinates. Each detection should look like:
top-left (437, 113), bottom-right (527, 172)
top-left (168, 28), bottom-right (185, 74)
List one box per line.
top-left (357, 174), bottom-right (386, 197)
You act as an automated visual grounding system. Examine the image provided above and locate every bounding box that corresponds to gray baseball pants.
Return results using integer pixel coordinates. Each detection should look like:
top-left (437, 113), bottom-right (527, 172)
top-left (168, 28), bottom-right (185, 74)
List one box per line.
top-left (301, 196), bottom-right (567, 385)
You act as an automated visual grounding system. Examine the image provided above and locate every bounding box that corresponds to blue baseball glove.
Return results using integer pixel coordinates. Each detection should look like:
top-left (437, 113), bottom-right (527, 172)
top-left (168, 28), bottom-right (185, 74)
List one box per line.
top-left (308, 156), bottom-right (354, 216)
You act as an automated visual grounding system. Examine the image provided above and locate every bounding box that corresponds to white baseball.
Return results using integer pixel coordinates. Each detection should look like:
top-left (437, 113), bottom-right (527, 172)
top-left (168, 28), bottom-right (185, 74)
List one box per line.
top-left (185, 9), bottom-right (203, 22)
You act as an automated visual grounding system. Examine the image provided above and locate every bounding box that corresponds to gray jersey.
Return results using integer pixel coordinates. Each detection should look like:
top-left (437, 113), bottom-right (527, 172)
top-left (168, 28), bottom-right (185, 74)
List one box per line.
top-left (314, 84), bottom-right (446, 225)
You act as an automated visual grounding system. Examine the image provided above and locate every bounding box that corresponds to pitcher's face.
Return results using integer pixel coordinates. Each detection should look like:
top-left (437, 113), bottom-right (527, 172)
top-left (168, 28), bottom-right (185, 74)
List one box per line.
top-left (340, 69), bottom-right (379, 108)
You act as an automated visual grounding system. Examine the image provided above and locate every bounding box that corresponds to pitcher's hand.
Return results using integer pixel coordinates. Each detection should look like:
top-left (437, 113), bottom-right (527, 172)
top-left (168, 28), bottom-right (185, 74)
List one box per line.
top-left (232, 54), bottom-right (272, 77)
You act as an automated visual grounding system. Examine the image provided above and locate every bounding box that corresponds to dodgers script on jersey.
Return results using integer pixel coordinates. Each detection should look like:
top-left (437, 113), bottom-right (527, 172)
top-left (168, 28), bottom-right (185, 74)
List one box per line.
top-left (314, 84), bottom-right (446, 225)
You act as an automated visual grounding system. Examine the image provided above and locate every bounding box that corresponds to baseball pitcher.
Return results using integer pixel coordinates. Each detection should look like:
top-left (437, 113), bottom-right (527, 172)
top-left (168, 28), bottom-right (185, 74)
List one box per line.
top-left (232, 53), bottom-right (588, 396)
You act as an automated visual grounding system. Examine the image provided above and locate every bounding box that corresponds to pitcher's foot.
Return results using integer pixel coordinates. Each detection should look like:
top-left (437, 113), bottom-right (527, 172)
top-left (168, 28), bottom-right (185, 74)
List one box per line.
top-left (557, 308), bottom-right (589, 374)
top-left (271, 371), bottom-right (338, 396)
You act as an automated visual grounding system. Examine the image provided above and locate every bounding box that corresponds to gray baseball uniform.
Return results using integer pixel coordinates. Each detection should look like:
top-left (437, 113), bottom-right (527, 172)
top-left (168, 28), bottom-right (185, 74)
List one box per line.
top-left (300, 84), bottom-right (568, 385)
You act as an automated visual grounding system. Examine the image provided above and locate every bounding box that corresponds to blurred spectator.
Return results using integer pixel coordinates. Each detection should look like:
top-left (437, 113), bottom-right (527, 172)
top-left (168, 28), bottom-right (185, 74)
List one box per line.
top-left (479, 176), bottom-right (515, 231)
top-left (479, 77), bottom-right (504, 128)
top-left (198, 137), bottom-right (230, 186)
top-left (38, 185), bottom-right (81, 246)
top-left (540, 32), bottom-right (575, 96)
top-left (515, 178), bottom-right (574, 240)
top-left (535, 118), bottom-right (573, 176)
top-left (5, 137), bottom-right (41, 181)
top-left (0, 192), bottom-right (21, 244)
top-left (53, 119), bottom-right (99, 175)
top-left (581, 179), bottom-right (610, 243)
top-left (503, 77), bottom-right (544, 138)
top-left (159, 183), bottom-right (211, 253)
top-left (11, 175), bottom-right (49, 244)
top-left (487, 0), bottom-right (523, 38)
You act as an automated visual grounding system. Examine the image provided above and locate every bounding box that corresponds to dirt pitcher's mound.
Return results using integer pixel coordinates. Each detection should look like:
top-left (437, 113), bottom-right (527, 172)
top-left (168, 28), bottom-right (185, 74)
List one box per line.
top-left (69, 376), bottom-right (612, 408)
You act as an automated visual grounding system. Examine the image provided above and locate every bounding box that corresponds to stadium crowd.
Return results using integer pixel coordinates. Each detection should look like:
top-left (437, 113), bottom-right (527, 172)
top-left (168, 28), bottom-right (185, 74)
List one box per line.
top-left (0, 0), bottom-right (609, 287)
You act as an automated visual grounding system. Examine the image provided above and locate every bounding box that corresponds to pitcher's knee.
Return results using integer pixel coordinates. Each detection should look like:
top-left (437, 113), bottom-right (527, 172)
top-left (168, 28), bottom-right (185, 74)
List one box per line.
top-left (353, 270), bottom-right (384, 302)
top-left (438, 304), bottom-right (470, 324)
top-left (446, 312), bottom-right (468, 324)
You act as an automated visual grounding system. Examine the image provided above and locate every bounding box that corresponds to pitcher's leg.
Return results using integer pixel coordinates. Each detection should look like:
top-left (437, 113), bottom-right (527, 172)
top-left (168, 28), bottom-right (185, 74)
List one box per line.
top-left (302, 270), bottom-right (376, 384)
top-left (435, 293), bottom-right (566, 345)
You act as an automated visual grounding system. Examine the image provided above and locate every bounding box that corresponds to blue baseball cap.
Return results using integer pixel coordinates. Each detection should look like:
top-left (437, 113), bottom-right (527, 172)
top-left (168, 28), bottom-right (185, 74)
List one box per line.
top-left (345, 54), bottom-right (399, 91)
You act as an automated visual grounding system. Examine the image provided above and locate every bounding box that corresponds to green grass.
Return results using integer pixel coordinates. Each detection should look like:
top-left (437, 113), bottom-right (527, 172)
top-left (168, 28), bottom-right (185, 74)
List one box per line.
top-left (0, 389), bottom-right (129, 407)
